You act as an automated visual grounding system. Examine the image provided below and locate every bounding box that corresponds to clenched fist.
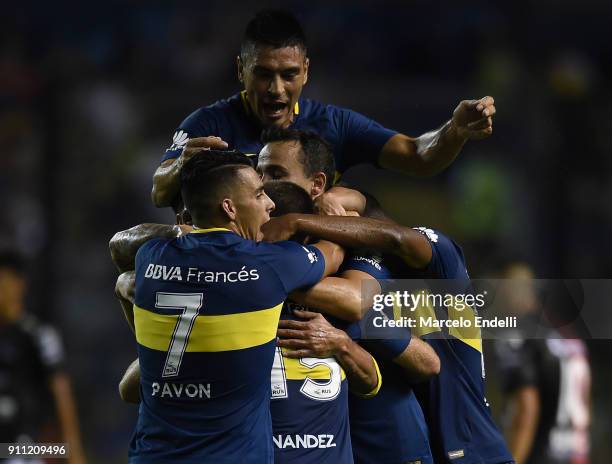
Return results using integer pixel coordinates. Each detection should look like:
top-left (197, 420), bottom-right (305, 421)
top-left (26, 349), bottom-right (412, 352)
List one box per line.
top-left (451, 96), bottom-right (496, 140)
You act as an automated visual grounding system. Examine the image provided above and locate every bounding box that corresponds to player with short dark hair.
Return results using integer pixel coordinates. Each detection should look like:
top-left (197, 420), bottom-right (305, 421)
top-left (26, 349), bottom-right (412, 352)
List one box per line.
top-left (493, 263), bottom-right (590, 464)
top-left (257, 137), bottom-right (441, 463)
top-left (262, 181), bottom-right (382, 464)
top-left (113, 180), bottom-right (382, 464)
top-left (128, 152), bottom-right (344, 463)
top-left (261, 128), bottom-right (336, 190)
top-left (264, 210), bottom-right (515, 464)
top-left (241, 9), bottom-right (307, 63)
top-left (151, 9), bottom-right (496, 211)
top-left (262, 181), bottom-right (314, 217)
top-left (0, 250), bottom-right (86, 464)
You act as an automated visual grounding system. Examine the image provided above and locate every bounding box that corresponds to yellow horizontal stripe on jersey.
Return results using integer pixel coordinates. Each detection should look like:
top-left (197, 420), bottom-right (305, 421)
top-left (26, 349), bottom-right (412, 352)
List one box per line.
top-left (134, 303), bottom-right (283, 352)
top-left (282, 356), bottom-right (347, 381)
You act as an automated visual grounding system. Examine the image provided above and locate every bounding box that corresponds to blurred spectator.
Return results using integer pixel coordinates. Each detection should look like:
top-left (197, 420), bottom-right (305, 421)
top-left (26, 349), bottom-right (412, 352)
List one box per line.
top-left (493, 263), bottom-right (591, 464)
top-left (0, 250), bottom-right (86, 464)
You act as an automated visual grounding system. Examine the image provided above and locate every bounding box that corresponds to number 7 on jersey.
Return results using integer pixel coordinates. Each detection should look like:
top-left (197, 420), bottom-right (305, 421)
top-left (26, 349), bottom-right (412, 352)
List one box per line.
top-left (156, 292), bottom-right (203, 377)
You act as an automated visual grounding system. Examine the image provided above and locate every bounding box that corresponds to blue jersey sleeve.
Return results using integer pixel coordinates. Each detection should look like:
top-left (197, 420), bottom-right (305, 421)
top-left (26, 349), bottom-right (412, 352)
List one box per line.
top-left (341, 251), bottom-right (410, 359)
top-left (335, 107), bottom-right (397, 169)
top-left (160, 108), bottom-right (218, 163)
top-left (369, 337), bottom-right (411, 361)
top-left (414, 227), bottom-right (470, 279)
top-left (339, 250), bottom-right (393, 280)
top-left (258, 241), bottom-right (325, 293)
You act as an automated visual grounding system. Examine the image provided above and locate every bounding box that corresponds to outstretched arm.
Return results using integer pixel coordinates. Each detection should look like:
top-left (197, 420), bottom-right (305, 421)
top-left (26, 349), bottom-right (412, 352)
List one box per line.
top-left (378, 97), bottom-right (496, 176)
top-left (264, 215), bottom-right (432, 268)
top-left (277, 310), bottom-right (380, 396)
top-left (109, 223), bottom-right (189, 273)
top-left (290, 269), bottom-right (380, 322)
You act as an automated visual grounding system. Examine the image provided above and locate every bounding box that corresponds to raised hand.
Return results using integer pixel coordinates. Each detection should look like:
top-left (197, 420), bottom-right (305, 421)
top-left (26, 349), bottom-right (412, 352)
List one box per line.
top-left (451, 96), bottom-right (496, 140)
top-left (180, 136), bottom-right (229, 161)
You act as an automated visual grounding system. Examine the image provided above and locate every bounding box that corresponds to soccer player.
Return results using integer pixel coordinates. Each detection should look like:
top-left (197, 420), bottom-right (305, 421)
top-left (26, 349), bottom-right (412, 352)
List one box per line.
top-left (257, 130), bottom-right (440, 464)
top-left (152, 9), bottom-right (497, 211)
top-left (262, 181), bottom-right (383, 464)
top-left (264, 205), bottom-right (515, 464)
top-left (493, 263), bottom-right (591, 464)
top-left (114, 181), bottom-right (383, 464)
top-left (127, 151), bottom-right (344, 463)
top-left (0, 250), bottom-right (86, 464)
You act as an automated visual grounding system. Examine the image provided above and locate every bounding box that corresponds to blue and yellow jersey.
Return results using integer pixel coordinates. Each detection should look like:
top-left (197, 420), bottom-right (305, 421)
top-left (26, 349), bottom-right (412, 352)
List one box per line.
top-left (270, 254), bottom-right (384, 464)
top-left (128, 228), bottom-right (325, 464)
top-left (271, 301), bottom-right (353, 464)
top-left (341, 253), bottom-right (434, 464)
top-left (162, 92), bottom-right (397, 172)
top-left (386, 228), bottom-right (513, 464)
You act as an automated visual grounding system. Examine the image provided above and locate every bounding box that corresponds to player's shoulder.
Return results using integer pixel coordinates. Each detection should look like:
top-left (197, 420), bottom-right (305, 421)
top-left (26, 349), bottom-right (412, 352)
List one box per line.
top-left (204, 92), bottom-right (242, 112)
top-left (340, 248), bottom-right (391, 280)
top-left (180, 93), bottom-right (241, 126)
top-left (136, 236), bottom-right (167, 259)
top-left (412, 227), bottom-right (469, 279)
top-left (252, 240), bottom-right (319, 262)
top-left (19, 314), bottom-right (64, 366)
top-left (298, 97), bottom-right (350, 119)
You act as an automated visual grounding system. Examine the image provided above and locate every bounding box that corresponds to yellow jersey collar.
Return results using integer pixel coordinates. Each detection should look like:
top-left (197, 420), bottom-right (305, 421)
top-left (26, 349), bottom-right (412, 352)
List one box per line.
top-left (189, 227), bottom-right (232, 234)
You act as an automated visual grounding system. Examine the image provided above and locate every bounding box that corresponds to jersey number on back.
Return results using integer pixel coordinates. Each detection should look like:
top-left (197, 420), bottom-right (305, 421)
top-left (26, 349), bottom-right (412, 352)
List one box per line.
top-left (271, 347), bottom-right (342, 401)
top-left (155, 292), bottom-right (203, 377)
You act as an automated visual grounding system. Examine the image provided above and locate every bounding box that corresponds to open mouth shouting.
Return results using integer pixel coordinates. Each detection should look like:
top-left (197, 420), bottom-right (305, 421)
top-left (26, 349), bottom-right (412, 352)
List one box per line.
top-left (261, 101), bottom-right (289, 122)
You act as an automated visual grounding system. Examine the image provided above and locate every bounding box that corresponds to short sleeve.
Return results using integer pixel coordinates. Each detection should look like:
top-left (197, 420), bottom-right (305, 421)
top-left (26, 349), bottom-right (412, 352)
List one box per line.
top-left (339, 250), bottom-right (392, 280)
top-left (493, 338), bottom-right (538, 393)
top-left (361, 337), bottom-right (411, 363)
top-left (358, 308), bottom-right (412, 361)
top-left (336, 107), bottom-right (397, 169)
top-left (33, 324), bottom-right (65, 374)
top-left (259, 241), bottom-right (325, 293)
top-left (135, 237), bottom-right (163, 270)
top-left (160, 108), bottom-right (217, 163)
top-left (413, 227), bottom-right (469, 279)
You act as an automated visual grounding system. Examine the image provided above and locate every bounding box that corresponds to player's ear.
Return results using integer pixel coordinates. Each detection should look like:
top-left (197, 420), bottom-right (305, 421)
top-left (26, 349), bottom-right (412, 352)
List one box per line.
top-left (303, 57), bottom-right (309, 85)
top-left (310, 171), bottom-right (326, 199)
top-left (237, 56), bottom-right (244, 84)
top-left (221, 198), bottom-right (237, 221)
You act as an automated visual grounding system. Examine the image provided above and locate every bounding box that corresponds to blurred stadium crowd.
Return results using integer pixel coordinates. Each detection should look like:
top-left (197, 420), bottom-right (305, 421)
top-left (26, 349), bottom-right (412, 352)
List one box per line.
top-left (1, 1), bottom-right (611, 462)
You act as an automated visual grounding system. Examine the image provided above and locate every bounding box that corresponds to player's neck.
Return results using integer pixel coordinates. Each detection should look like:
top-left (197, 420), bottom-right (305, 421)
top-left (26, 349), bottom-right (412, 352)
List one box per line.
top-left (191, 221), bottom-right (248, 239)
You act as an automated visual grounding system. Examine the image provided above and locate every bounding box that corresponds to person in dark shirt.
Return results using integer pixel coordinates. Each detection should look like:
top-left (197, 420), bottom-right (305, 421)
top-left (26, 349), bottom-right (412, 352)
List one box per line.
top-left (0, 250), bottom-right (86, 464)
top-left (493, 263), bottom-right (591, 464)
top-left (152, 9), bottom-right (497, 212)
